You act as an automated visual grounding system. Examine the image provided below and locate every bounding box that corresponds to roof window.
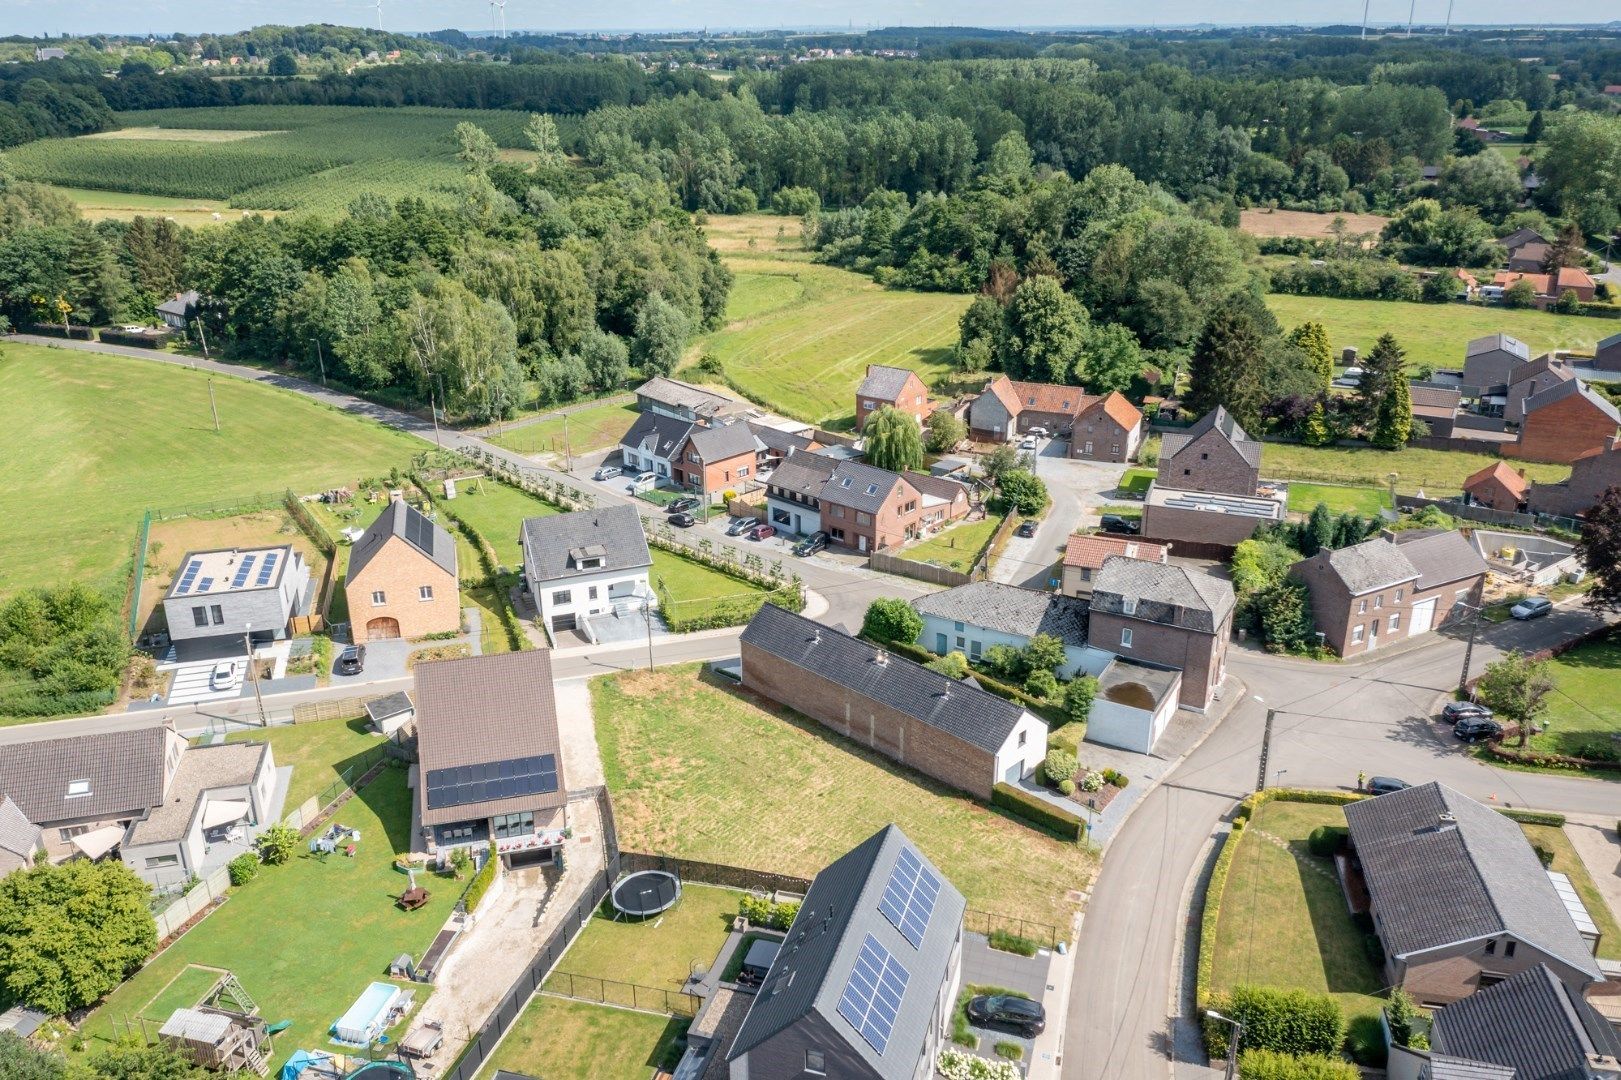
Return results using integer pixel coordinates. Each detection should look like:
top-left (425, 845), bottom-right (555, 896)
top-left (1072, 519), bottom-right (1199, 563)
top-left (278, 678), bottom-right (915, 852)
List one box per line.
top-left (66, 779), bottom-right (91, 798)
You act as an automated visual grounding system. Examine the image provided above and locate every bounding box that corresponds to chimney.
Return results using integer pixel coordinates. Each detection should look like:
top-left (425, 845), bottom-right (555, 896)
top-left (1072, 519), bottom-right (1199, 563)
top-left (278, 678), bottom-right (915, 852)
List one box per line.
top-left (874, 649), bottom-right (888, 667)
top-left (389, 489), bottom-right (404, 503)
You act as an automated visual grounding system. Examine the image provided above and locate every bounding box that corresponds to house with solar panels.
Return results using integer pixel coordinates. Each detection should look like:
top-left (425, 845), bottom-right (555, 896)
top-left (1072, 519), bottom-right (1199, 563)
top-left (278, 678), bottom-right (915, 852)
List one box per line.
top-left (413, 651), bottom-right (569, 870)
top-left (727, 825), bottom-right (966, 1080)
top-left (344, 496), bottom-right (460, 641)
top-left (161, 544), bottom-right (312, 648)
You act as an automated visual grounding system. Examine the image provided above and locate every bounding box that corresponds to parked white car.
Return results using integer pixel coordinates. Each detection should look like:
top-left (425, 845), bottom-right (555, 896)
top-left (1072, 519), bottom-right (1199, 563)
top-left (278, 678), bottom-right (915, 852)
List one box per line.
top-left (209, 662), bottom-right (240, 692)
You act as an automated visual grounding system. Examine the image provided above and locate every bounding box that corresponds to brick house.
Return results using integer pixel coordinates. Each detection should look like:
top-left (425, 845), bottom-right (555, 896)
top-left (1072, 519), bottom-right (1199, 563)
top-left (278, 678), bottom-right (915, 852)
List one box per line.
top-left (855, 365), bottom-right (931, 430)
top-left (1491, 269), bottom-right (1597, 308)
top-left (1461, 461), bottom-right (1529, 513)
top-left (764, 450), bottom-right (838, 537)
top-left (902, 471), bottom-right (973, 532)
top-left (818, 460), bottom-right (926, 554)
top-left (1509, 379), bottom-right (1620, 464)
top-left (1070, 392), bottom-right (1143, 462)
top-left (725, 825), bottom-right (967, 1080)
top-left (1061, 534), bottom-right (1168, 598)
top-left (1527, 437), bottom-right (1621, 518)
top-left (1344, 782), bottom-right (1603, 1007)
top-left (1504, 241), bottom-right (1550, 273)
top-left (967, 376), bottom-right (1092, 441)
top-left (414, 651), bottom-right (568, 870)
top-left (1503, 354), bottom-right (1572, 425)
top-left (1088, 557), bottom-right (1234, 712)
top-left (676, 422), bottom-right (762, 502)
top-left (344, 496), bottom-right (460, 641)
top-left (1291, 531), bottom-right (1487, 657)
top-left (1596, 330), bottom-right (1621, 372)
top-left (1141, 407), bottom-right (1286, 555)
top-left (739, 605), bottom-right (1048, 799)
top-left (747, 421), bottom-right (820, 474)
top-left (1409, 384), bottom-right (1461, 437)
top-left (1461, 333), bottom-right (1532, 397)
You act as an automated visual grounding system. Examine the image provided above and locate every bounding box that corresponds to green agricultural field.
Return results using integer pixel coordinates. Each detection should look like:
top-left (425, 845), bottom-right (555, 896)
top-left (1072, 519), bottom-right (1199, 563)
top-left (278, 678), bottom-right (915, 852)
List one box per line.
top-left (1264, 295), bottom-right (1610, 372)
top-left (5, 106), bottom-right (539, 216)
top-left (595, 664), bottom-right (1096, 928)
top-left (690, 262), bottom-right (969, 427)
top-left (1258, 442), bottom-right (1569, 498)
top-left (39, 185), bottom-right (253, 228)
top-left (78, 770), bottom-right (446, 1071)
top-left (0, 345), bottom-right (421, 596)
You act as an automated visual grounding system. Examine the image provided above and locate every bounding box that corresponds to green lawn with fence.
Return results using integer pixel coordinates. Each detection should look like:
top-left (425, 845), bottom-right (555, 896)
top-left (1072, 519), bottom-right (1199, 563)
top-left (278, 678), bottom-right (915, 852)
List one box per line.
top-left (1526, 631), bottom-right (1621, 765)
top-left (216, 714), bottom-right (386, 812)
top-left (902, 514), bottom-right (1005, 574)
top-left (1285, 482), bottom-right (1392, 516)
top-left (478, 997), bottom-right (688, 1080)
top-left (1258, 443), bottom-right (1569, 498)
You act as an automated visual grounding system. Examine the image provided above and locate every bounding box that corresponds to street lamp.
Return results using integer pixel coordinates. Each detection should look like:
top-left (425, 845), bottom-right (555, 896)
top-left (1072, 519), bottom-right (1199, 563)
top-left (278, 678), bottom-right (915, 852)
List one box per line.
top-left (1206, 1009), bottom-right (1244, 1080)
top-left (1252, 695), bottom-right (1276, 793)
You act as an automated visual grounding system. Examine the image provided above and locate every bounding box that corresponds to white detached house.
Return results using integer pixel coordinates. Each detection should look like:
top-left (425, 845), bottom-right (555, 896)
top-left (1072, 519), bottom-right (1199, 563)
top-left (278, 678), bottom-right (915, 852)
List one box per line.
top-left (519, 505), bottom-right (654, 640)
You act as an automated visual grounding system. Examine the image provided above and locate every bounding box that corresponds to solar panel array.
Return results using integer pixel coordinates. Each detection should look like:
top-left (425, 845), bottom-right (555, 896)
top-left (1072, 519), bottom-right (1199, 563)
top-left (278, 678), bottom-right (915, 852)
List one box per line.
top-left (403, 507), bottom-right (436, 556)
top-left (174, 559), bottom-right (203, 595)
top-left (836, 933), bottom-right (910, 1055)
top-left (255, 552), bottom-right (279, 587)
top-left (196, 577), bottom-right (214, 592)
top-left (230, 554), bottom-right (258, 589)
top-left (424, 754), bottom-right (558, 810)
top-left (877, 847), bottom-right (942, 949)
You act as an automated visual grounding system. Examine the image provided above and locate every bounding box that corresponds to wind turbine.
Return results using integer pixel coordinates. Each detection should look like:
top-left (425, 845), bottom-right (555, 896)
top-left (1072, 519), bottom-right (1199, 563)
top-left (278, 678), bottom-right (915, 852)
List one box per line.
top-left (374, 0), bottom-right (384, 31)
top-left (1407, 0), bottom-right (1417, 37)
top-left (496, 0), bottom-right (507, 39)
top-left (1360, 0), bottom-right (1371, 40)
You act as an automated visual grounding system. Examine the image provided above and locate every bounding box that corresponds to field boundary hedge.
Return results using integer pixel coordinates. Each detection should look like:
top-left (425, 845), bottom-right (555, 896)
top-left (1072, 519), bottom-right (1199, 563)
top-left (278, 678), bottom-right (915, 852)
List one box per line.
top-left (991, 783), bottom-right (1085, 841)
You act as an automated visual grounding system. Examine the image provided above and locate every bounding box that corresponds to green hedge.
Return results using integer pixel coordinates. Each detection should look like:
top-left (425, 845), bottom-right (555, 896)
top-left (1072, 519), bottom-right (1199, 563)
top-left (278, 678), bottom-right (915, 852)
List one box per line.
top-left (461, 851), bottom-right (498, 913)
top-left (866, 635), bottom-right (1067, 726)
top-left (1495, 807), bottom-right (1567, 827)
top-left (992, 783), bottom-right (1085, 841)
top-left (1196, 820), bottom-right (1244, 1008)
top-left (1204, 985), bottom-right (1344, 1059)
top-left (1236, 788), bottom-right (1364, 822)
top-left (1237, 1050), bottom-right (1360, 1080)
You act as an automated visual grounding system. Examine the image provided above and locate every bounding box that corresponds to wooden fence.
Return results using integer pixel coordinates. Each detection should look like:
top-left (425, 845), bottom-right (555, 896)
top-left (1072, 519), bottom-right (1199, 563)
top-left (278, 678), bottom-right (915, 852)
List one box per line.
top-left (867, 550), bottom-right (975, 587)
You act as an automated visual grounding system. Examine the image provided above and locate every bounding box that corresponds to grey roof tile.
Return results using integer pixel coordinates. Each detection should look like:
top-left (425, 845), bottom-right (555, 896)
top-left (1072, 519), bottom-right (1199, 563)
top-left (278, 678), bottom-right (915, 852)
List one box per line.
top-left (686, 421), bottom-right (762, 462)
top-left (127, 742), bottom-right (267, 845)
top-left (348, 499), bottom-right (457, 583)
top-left (0, 796), bottom-right (41, 859)
top-left (1431, 964), bottom-right (1621, 1080)
top-left (0, 727), bottom-right (168, 825)
top-left (740, 604), bottom-right (1027, 754)
top-left (414, 651), bottom-right (567, 827)
top-left (1091, 558), bottom-right (1235, 632)
top-left (857, 365), bottom-right (921, 401)
top-left (820, 459), bottom-right (911, 514)
top-left (520, 505), bottom-right (651, 584)
top-left (619, 412), bottom-right (694, 459)
top-left (769, 450), bottom-right (838, 497)
top-left (365, 691), bottom-right (414, 723)
top-left (748, 423), bottom-right (816, 456)
top-left (728, 825), bottom-right (967, 1080)
top-left (1159, 407), bottom-right (1262, 469)
top-left (1466, 333), bottom-right (1531, 360)
top-left (635, 376), bottom-right (734, 415)
top-left (912, 582), bottom-right (1090, 649)
top-left (1395, 530), bottom-right (1489, 591)
top-left (1307, 537), bottom-right (1420, 595)
top-left (1344, 783), bottom-right (1602, 982)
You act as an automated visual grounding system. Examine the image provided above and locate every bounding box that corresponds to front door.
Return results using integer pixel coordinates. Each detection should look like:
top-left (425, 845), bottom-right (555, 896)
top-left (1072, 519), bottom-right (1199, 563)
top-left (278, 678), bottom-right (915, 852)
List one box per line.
top-left (936, 632), bottom-right (948, 654)
top-left (858, 534), bottom-right (869, 553)
top-left (1367, 618), bottom-right (1380, 651)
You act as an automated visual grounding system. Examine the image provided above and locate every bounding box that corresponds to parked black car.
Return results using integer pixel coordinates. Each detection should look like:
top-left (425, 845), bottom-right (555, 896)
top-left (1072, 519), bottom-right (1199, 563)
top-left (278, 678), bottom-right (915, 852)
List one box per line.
top-left (336, 645), bottom-right (366, 676)
top-left (1366, 776), bottom-right (1410, 796)
top-left (1015, 520), bottom-right (1038, 538)
top-left (667, 497), bottom-right (700, 515)
top-left (669, 512), bottom-right (697, 528)
top-left (794, 531), bottom-right (828, 557)
top-left (1453, 716), bottom-right (1503, 743)
top-left (1441, 701), bottom-right (1493, 723)
top-left (966, 995), bottom-right (1046, 1037)
top-left (1100, 514), bottom-right (1140, 535)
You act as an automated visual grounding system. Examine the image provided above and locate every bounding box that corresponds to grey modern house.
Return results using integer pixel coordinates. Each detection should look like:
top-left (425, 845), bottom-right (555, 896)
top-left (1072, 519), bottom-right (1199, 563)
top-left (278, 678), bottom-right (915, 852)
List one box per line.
top-left (160, 545), bottom-right (312, 645)
top-left (728, 825), bottom-right (967, 1080)
top-left (1424, 964), bottom-right (1621, 1080)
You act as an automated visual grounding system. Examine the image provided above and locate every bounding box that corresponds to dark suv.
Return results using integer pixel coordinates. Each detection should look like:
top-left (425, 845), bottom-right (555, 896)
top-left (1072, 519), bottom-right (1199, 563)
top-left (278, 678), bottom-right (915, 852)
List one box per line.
top-left (966, 995), bottom-right (1046, 1037)
top-left (336, 644), bottom-right (366, 676)
top-left (1100, 514), bottom-right (1140, 535)
top-left (1453, 716), bottom-right (1503, 743)
top-left (1441, 701), bottom-right (1493, 724)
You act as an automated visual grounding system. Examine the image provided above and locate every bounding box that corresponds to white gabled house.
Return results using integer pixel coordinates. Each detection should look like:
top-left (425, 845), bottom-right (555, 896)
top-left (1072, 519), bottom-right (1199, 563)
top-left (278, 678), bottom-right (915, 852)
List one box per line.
top-left (519, 505), bottom-right (654, 640)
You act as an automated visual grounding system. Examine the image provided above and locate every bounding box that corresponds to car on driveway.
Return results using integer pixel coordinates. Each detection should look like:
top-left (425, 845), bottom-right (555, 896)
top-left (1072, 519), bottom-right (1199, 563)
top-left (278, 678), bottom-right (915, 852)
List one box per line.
top-left (336, 644), bottom-right (366, 676)
top-left (629, 471), bottom-right (657, 493)
top-left (1441, 701), bottom-right (1493, 724)
top-left (1510, 596), bottom-right (1553, 620)
top-left (1366, 776), bottom-right (1410, 796)
top-left (1015, 519), bottom-right (1038, 538)
top-left (966, 995), bottom-right (1046, 1038)
top-left (593, 465), bottom-right (621, 481)
top-left (668, 512), bottom-right (697, 528)
top-left (1100, 514), bottom-right (1140, 535)
top-left (1453, 716), bottom-right (1503, 743)
top-left (746, 523), bottom-right (776, 541)
top-left (209, 662), bottom-right (240, 692)
top-left (667, 497), bottom-right (700, 515)
top-left (1019, 435), bottom-right (1039, 451)
top-left (726, 516), bottom-right (759, 536)
top-left (793, 531), bottom-right (828, 557)
top-left (1027, 426), bottom-right (1049, 437)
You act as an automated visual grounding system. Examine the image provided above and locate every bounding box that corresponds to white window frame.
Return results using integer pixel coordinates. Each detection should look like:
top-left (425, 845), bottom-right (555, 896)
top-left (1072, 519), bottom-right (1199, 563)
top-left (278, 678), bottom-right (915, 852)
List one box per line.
top-left (418, 585), bottom-right (433, 601)
top-left (1351, 625), bottom-right (1365, 644)
top-left (372, 590), bottom-right (387, 606)
top-left (66, 779), bottom-right (91, 798)
top-left (1120, 627), bottom-right (1133, 649)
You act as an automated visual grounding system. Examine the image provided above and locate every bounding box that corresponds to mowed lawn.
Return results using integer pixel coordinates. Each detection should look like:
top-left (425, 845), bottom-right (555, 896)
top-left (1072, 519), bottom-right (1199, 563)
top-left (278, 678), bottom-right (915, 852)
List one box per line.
top-left (0, 345), bottom-right (420, 594)
top-left (79, 770), bottom-right (448, 1070)
top-left (594, 665), bottom-right (1096, 928)
top-left (1523, 824), bottom-right (1621, 962)
top-left (437, 480), bottom-right (558, 568)
top-left (1264, 295), bottom-right (1610, 373)
top-left (650, 548), bottom-right (772, 624)
top-left (40, 183), bottom-right (253, 228)
top-left (551, 883), bottom-right (738, 992)
top-left (486, 398), bottom-right (639, 458)
top-left (1258, 442), bottom-right (1570, 498)
top-left (1210, 801), bottom-right (1386, 1056)
top-left (903, 515), bottom-right (1004, 573)
top-left (690, 261), bottom-right (968, 427)
top-left (1533, 632), bottom-right (1621, 764)
top-left (218, 715), bottom-right (387, 812)
top-left (1285, 482), bottom-right (1391, 515)
top-left (479, 996), bottom-right (687, 1080)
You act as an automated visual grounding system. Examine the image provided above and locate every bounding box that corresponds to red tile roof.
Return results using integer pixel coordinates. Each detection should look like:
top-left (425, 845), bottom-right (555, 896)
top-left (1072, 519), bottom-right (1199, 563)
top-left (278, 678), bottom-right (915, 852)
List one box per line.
top-left (1463, 461), bottom-right (1528, 500)
top-left (1085, 390), bottom-right (1143, 432)
top-left (1063, 533), bottom-right (1168, 571)
top-left (1008, 380), bottom-right (1092, 416)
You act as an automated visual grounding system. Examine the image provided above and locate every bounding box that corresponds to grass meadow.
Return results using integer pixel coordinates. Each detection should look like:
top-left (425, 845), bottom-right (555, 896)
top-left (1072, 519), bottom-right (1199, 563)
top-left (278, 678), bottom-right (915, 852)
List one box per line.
top-left (0, 344), bottom-right (421, 596)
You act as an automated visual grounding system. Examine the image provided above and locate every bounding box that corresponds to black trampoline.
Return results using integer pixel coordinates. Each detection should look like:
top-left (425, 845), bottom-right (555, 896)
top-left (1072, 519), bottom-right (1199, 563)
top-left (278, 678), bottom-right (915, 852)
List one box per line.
top-left (611, 870), bottom-right (682, 918)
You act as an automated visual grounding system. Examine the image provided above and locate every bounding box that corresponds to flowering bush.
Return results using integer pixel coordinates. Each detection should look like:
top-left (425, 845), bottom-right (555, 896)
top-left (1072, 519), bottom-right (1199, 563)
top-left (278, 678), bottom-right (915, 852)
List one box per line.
top-left (938, 1047), bottom-right (1022, 1080)
top-left (1079, 771), bottom-right (1104, 793)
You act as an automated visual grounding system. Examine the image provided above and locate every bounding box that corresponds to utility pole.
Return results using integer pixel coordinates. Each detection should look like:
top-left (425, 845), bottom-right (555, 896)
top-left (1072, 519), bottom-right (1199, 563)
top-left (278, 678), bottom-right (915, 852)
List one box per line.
top-left (1458, 603), bottom-right (1483, 696)
top-left (641, 596), bottom-right (656, 670)
top-left (1256, 707), bottom-right (1276, 792)
top-left (428, 384), bottom-right (442, 448)
top-left (196, 317), bottom-right (210, 359)
top-left (314, 339), bottom-right (327, 385)
top-left (563, 412), bottom-right (573, 472)
top-left (244, 624), bottom-right (266, 726)
top-left (207, 378), bottom-right (221, 434)
top-left (1406, 0), bottom-right (1417, 37)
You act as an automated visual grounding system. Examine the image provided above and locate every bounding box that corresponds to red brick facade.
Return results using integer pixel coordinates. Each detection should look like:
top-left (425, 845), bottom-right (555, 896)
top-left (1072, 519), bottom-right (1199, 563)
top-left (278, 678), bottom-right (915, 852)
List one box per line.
top-left (675, 448), bottom-right (755, 499)
top-left (1462, 462), bottom-right (1528, 513)
top-left (1087, 609), bottom-right (1229, 712)
top-left (1510, 386), bottom-right (1620, 465)
top-left (820, 479), bottom-right (923, 553)
top-left (855, 367), bottom-right (931, 431)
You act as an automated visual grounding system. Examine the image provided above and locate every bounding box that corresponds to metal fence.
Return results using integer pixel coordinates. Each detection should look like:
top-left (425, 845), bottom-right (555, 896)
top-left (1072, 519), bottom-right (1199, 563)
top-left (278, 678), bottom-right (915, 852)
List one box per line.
top-left (543, 972), bottom-right (701, 1017)
top-left (964, 909), bottom-right (1063, 951)
top-left (152, 864), bottom-right (232, 939)
top-left (1395, 494), bottom-right (1580, 534)
top-left (618, 850), bottom-right (812, 897)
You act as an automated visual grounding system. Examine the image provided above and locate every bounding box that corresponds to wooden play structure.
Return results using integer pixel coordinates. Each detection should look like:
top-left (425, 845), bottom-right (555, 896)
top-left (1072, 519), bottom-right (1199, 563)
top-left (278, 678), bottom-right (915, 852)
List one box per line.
top-left (158, 972), bottom-right (272, 1075)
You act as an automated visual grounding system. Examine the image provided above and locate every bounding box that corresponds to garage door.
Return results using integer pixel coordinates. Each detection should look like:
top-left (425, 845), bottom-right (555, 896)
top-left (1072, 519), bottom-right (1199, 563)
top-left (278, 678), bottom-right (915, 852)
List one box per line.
top-left (1409, 597), bottom-right (1437, 636)
top-left (551, 613), bottom-right (577, 632)
top-left (366, 617), bottom-right (401, 641)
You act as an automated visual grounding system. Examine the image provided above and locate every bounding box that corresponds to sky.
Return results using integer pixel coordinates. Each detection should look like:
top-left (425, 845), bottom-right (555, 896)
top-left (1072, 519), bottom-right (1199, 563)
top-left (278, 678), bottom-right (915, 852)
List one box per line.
top-left (9, 0), bottom-right (1600, 38)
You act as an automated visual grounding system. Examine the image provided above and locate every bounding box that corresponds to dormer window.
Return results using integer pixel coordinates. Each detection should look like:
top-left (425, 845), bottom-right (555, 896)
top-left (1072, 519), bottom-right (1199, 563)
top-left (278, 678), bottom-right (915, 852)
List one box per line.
top-left (1122, 597), bottom-right (1138, 616)
top-left (66, 779), bottom-right (91, 798)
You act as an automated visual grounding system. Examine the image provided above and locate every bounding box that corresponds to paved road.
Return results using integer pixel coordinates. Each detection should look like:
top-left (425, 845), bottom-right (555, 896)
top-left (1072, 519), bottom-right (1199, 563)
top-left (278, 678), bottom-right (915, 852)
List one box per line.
top-left (992, 443), bottom-right (1126, 589)
top-left (1067, 603), bottom-right (1619, 1080)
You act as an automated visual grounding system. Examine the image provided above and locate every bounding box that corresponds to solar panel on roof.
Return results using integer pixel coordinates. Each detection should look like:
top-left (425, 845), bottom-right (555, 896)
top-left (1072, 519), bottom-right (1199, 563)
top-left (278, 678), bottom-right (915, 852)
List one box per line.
top-left (836, 934), bottom-right (909, 1055)
top-left (196, 576), bottom-right (214, 592)
top-left (230, 554), bottom-right (258, 589)
top-left (175, 559), bottom-right (203, 595)
top-left (877, 847), bottom-right (941, 949)
top-left (255, 552), bottom-right (279, 586)
top-left (405, 509), bottom-right (435, 556)
top-left (424, 754), bottom-right (558, 810)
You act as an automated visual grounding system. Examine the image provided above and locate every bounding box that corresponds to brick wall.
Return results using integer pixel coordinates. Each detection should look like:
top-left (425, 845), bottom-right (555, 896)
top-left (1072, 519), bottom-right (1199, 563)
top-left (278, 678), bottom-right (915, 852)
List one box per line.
top-left (1087, 610), bottom-right (1226, 711)
top-left (677, 450), bottom-right (756, 499)
top-left (1398, 939), bottom-right (1585, 1008)
top-left (1069, 414), bottom-right (1137, 462)
top-left (1161, 430), bottom-right (1260, 495)
top-left (346, 538), bottom-right (461, 640)
top-left (740, 640), bottom-right (996, 799)
top-left (1511, 395), bottom-right (1620, 464)
top-left (1141, 503), bottom-right (1263, 550)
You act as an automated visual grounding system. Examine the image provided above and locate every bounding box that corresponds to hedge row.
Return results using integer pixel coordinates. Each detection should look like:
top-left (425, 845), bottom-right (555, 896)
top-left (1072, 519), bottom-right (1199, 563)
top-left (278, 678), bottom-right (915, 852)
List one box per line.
top-left (98, 328), bottom-right (174, 348)
top-left (1488, 743), bottom-right (1621, 774)
top-left (1494, 807), bottom-right (1568, 827)
top-left (1237, 1049), bottom-right (1360, 1080)
top-left (865, 634), bottom-right (1068, 726)
top-left (1236, 788), bottom-right (1364, 823)
top-left (461, 850), bottom-right (499, 913)
top-left (991, 783), bottom-right (1085, 841)
top-left (1195, 820), bottom-right (1244, 1008)
top-left (1203, 985), bottom-right (1344, 1060)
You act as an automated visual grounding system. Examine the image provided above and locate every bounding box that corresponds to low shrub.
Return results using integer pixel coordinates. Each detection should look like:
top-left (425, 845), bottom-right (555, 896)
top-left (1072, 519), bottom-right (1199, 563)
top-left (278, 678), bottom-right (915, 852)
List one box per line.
top-left (1495, 807), bottom-right (1568, 826)
top-left (987, 929), bottom-right (1039, 957)
top-left (1531, 843), bottom-right (1555, 867)
top-left (1236, 789), bottom-right (1364, 822)
top-left (739, 894), bottom-right (799, 930)
top-left (227, 853), bottom-right (260, 886)
top-left (256, 823), bottom-right (299, 865)
top-left (938, 1048), bottom-right (1020, 1080)
top-left (992, 782), bottom-right (1085, 841)
top-left (1057, 778), bottom-right (1076, 796)
top-left (1204, 985), bottom-right (1345, 1059)
top-left (1307, 825), bottom-right (1347, 858)
top-left (1042, 749), bottom-right (1077, 785)
top-left (1235, 1049), bottom-right (1360, 1080)
top-left (1386, 989), bottom-right (1420, 1048)
top-left (461, 851), bottom-right (499, 913)
top-left (993, 1041), bottom-right (1024, 1061)
top-left (1079, 771), bottom-right (1104, 793)
top-left (1024, 669), bottom-right (1059, 700)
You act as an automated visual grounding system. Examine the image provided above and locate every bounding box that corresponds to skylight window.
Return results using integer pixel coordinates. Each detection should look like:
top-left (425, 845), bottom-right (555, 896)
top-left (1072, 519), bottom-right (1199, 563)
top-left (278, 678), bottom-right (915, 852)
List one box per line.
top-left (66, 780), bottom-right (91, 798)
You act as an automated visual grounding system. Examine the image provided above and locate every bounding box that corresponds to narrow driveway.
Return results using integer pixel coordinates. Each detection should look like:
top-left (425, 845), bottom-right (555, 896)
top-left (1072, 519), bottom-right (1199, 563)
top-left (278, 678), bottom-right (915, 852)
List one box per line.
top-left (993, 444), bottom-right (1127, 589)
